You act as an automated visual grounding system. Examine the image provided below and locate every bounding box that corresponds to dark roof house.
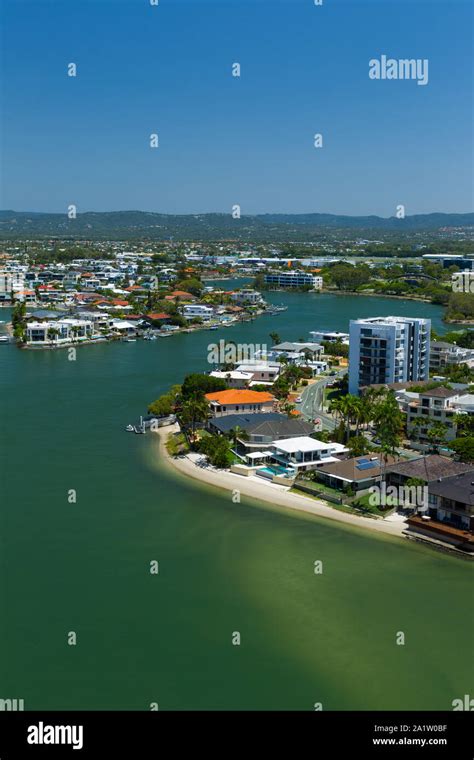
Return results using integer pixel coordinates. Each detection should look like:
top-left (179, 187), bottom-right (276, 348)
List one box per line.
top-left (386, 455), bottom-right (473, 484)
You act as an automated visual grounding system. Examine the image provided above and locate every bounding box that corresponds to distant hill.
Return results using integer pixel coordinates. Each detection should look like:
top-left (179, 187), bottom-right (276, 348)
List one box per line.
top-left (0, 210), bottom-right (472, 241)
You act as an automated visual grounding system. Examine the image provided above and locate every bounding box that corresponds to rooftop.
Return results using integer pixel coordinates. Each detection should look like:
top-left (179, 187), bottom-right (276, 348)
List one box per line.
top-left (428, 471), bottom-right (474, 505)
top-left (386, 455), bottom-right (473, 483)
top-left (273, 436), bottom-right (344, 454)
top-left (421, 387), bottom-right (459, 399)
top-left (205, 389), bottom-right (274, 404)
top-left (317, 454), bottom-right (400, 482)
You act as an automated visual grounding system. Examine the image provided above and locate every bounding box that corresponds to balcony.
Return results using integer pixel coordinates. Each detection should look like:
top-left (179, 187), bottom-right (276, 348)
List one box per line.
top-left (407, 516), bottom-right (474, 548)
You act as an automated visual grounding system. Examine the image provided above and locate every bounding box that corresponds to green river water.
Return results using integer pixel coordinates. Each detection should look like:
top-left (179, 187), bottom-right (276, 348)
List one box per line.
top-left (0, 292), bottom-right (472, 710)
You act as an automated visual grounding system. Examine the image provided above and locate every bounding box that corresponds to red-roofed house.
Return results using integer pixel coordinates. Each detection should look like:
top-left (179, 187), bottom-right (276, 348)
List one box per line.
top-left (205, 389), bottom-right (276, 418)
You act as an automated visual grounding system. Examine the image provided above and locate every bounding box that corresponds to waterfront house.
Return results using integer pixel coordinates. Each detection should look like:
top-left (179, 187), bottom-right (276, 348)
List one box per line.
top-left (25, 318), bottom-right (94, 345)
top-left (230, 289), bottom-right (264, 306)
top-left (309, 330), bottom-right (349, 345)
top-left (315, 454), bottom-right (400, 493)
top-left (209, 370), bottom-right (254, 389)
top-left (205, 389), bottom-right (275, 417)
top-left (208, 412), bottom-right (314, 451)
top-left (270, 436), bottom-right (348, 472)
top-left (405, 471), bottom-right (474, 552)
top-left (385, 455), bottom-right (473, 488)
top-left (236, 362), bottom-right (281, 386)
top-left (270, 342), bottom-right (323, 361)
top-left (182, 304), bottom-right (214, 320)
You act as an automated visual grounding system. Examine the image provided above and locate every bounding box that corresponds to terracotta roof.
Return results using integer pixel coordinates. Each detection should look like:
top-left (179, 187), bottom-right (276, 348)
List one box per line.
top-left (171, 290), bottom-right (194, 298)
top-left (205, 389), bottom-right (275, 404)
top-left (146, 312), bottom-right (169, 320)
top-left (112, 299), bottom-right (129, 306)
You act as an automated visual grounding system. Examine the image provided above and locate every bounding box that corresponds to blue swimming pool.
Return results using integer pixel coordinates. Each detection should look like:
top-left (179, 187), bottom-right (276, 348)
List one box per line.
top-left (258, 465), bottom-right (295, 478)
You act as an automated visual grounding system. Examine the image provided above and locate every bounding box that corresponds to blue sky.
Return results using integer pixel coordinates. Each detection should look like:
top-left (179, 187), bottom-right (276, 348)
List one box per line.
top-left (1, 0), bottom-right (472, 215)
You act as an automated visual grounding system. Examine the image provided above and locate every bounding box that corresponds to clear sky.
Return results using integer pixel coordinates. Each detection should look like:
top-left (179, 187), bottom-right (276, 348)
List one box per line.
top-left (1, 0), bottom-right (472, 216)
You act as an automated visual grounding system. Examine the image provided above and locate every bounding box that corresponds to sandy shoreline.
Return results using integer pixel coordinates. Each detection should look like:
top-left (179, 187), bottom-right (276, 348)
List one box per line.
top-left (155, 425), bottom-right (407, 540)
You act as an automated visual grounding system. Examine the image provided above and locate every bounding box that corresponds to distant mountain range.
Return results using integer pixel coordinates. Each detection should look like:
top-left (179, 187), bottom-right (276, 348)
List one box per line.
top-left (0, 210), bottom-right (472, 241)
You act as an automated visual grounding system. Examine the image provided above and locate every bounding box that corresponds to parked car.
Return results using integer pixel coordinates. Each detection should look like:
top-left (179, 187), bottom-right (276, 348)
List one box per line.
top-left (295, 396), bottom-right (303, 403)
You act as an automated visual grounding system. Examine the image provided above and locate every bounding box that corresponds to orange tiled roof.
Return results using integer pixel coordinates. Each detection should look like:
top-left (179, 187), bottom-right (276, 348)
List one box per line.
top-left (205, 389), bottom-right (274, 404)
top-left (171, 290), bottom-right (194, 298)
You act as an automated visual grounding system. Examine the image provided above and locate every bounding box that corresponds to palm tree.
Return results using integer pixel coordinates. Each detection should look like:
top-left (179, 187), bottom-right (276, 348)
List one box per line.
top-left (269, 332), bottom-right (281, 345)
top-left (180, 396), bottom-right (209, 440)
top-left (426, 422), bottom-right (448, 454)
top-left (229, 425), bottom-right (249, 448)
top-left (47, 327), bottom-right (61, 345)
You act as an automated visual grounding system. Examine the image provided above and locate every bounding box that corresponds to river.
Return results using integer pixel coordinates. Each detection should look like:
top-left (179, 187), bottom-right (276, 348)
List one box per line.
top-left (0, 294), bottom-right (471, 710)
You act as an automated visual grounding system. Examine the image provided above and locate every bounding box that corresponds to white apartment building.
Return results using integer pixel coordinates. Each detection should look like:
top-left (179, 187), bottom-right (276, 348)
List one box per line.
top-left (264, 271), bottom-right (323, 289)
top-left (349, 316), bottom-right (430, 395)
top-left (430, 341), bottom-right (474, 371)
top-left (397, 386), bottom-right (474, 442)
top-left (0, 271), bottom-right (25, 302)
top-left (182, 304), bottom-right (214, 320)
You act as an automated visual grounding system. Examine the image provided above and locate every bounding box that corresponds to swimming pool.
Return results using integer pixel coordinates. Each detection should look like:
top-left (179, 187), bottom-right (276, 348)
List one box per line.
top-left (258, 465), bottom-right (295, 478)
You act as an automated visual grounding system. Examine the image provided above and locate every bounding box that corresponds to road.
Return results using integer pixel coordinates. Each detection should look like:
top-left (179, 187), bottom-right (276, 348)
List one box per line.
top-left (297, 370), bottom-right (346, 431)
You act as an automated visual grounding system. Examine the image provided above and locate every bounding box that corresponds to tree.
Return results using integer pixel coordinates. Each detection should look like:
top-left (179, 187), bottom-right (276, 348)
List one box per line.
top-left (329, 262), bottom-right (371, 291)
top-left (229, 425), bottom-right (249, 447)
top-left (426, 422), bottom-right (448, 453)
top-left (148, 394), bottom-right (175, 417)
top-left (281, 401), bottom-right (296, 417)
top-left (373, 392), bottom-right (404, 476)
top-left (181, 373), bottom-right (227, 398)
top-left (269, 332), bottom-right (281, 345)
top-left (176, 278), bottom-right (203, 297)
top-left (180, 396), bottom-right (209, 439)
top-left (450, 436), bottom-right (474, 463)
top-left (198, 435), bottom-right (232, 468)
top-left (47, 327), bottom-right (61, 344)
top-left (347, 435), bottom-right (370, 457)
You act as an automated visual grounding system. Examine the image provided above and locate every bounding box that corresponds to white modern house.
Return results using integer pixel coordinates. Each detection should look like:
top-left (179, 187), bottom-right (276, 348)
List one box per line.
top-left (230, 289), bottom-right (264, 305)
top-left (25, 318), bottom-right (94, 345)
top-left (310, 330), bottom-right (349, 345)
top-left (182, 304), bottom-right (214, 320)
top-left (349, 316), bottom-right (430, 395)
top-left (270, 437), bottom-right (348, 472)
top-left (236, 362), bottom-right (281, 385)
top-left (209, 370), bottom-right (254, 388)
